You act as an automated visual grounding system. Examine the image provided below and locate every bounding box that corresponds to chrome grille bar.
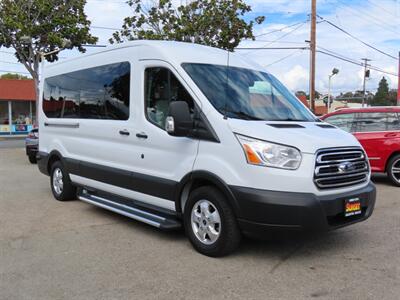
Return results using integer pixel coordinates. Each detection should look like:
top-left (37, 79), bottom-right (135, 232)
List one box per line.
top-left (314, 147), bottom-right (369, 189)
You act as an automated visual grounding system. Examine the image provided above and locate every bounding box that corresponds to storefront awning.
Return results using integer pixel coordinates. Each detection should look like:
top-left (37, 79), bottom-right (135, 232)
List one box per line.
top-left (0, 79), bottom-right (36, 102)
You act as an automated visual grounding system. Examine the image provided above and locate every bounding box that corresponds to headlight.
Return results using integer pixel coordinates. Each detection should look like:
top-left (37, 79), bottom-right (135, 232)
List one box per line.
top-left (236, 134), bottom-right (302, 170)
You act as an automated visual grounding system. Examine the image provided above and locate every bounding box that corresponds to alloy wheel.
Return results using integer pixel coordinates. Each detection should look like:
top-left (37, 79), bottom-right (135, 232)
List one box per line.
top-left (191, 200), bottom-right (221, 245)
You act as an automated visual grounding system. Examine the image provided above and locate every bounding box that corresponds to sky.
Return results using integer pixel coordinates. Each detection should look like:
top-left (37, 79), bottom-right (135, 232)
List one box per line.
top-left (0, 0), bottom-right (399, 96)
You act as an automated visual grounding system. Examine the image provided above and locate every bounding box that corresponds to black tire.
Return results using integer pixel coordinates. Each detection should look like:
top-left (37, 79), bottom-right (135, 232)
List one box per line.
top-left (387, 154), bottom-right (400, 187)
top-left (28, 154), bottom-right (37, 164)
top-left (50, 161), bottom-right (76, 201)
top-left (184, 186), bottom-right (241, 257)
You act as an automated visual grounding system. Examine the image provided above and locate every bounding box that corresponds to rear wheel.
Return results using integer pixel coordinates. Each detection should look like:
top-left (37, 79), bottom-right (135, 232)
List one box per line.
top-left (184, 186), bottom-right (241, 257)
top-left (50, 161), bottom-right (76, 201)
top-left (28, 154), bottom-right (37, 164)
top-left (387, 154), bottom-right (400, 187)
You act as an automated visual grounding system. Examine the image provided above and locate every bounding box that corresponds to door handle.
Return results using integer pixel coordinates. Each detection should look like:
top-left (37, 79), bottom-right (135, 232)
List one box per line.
top-left (119, 130), bottom-right (130, 136)
top-left (136, 132), bottom-right (148, 139)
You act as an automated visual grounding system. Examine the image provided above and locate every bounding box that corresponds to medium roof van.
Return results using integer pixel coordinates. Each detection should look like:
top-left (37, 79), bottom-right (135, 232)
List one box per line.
top-left (37, 41), bottom-right (376, 256)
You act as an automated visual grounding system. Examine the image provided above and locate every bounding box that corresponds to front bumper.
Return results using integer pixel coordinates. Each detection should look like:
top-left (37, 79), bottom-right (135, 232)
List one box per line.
top-left (230, 182), bottom-right (376, 238)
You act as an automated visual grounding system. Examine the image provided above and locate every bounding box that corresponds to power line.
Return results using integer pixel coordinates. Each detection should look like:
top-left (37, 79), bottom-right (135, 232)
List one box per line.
top-left (318, 15), bottom-right (398, 60)
top-left (317, 45), bottom-right (361, 65)
top-left (82, 44), bottom-right (107, 47)
top-left (254, 20), bottom-right (309, 38)
top-left (317, 49), bottom-right (398, 77)
top-left (0, 60), bottom-right (21, 65)
top-left (265, 49), bottom-right (305, 67)
top-left (0, 51), bottom-right (15, 55)
top-left (235, 46), bottom-right (309, 50)
top-left (91, 25), bottom-right (120, 31)
top-left (260, 22), bottom-right (307, 48)
top-left (366, 0), bottom-right (399, 19)
top-left (336, 0), bottom-right (399, 36)
top-left (251, 40), bottom-right (306, 45)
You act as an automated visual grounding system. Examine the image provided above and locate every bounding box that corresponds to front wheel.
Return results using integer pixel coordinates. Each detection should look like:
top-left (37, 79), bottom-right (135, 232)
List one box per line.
top-left (387, 154), bottom-right (400, 187)
top-left (184, 186), bottom-right (241, 257)
top-left (50, 161), bottom-right (76, 201)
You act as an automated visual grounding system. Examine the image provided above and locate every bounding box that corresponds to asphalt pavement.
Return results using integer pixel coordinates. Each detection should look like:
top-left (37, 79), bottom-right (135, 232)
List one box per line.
top-left (0, 147), bottom-right (399, 300)
top-left (0, 137), bottom-right (25, 149)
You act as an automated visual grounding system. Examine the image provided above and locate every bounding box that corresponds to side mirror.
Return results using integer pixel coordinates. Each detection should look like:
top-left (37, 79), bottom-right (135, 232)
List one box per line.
top-left (165, 101), bottom-right (193, 137)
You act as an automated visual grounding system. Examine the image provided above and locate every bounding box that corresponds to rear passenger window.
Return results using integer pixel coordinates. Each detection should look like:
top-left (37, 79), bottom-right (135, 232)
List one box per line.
top-left (324, 113), bottom-right (356, 132)
top-left (354, 112), bottom-right (400, 132)
top-left (144, 67), bottom-right (194, 129)
top-left (43, 62), bottom-right (130, 120)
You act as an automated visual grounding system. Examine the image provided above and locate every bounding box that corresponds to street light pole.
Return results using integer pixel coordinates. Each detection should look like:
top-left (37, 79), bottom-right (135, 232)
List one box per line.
top-left (362, 58), bottom-right (371, 107)
top-left (327, 68), bottom-right (339, 113)
top-left (328, 74), bottom-right (332, 113)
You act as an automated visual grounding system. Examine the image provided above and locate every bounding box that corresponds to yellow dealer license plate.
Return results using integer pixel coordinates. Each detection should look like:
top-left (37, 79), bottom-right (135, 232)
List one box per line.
top-left (344, 198), bottom-right (362, 217)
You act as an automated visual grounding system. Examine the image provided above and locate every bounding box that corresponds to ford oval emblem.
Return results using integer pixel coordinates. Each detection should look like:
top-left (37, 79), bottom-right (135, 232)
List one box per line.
top-left (338, 162), bottom-right (355, 173)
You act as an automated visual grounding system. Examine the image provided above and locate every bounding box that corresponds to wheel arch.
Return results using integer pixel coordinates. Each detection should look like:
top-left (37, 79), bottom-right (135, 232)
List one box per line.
top-left (175, 171), bottom-right (240, 216)
top-left (47, 150), bottom-right (64, 174)
top-left (385, 151), bottom-right (400, 173)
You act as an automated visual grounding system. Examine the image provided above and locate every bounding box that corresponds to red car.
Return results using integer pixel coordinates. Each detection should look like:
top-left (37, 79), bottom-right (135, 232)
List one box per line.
top-left (321, 107), bottom-right (400, 186)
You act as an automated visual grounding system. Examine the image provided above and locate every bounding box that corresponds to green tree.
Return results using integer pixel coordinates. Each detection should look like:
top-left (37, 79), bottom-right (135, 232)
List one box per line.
top-left (110, 0), bottom-right (265, 51)
top-left (0, 0), bottom-right (98, 103)
top-left (388, 89), bottom-right (398, 105)
top-left (0, 72), bottom-right (29, 80)
top-left (371, 77), bottom-right (392, 106)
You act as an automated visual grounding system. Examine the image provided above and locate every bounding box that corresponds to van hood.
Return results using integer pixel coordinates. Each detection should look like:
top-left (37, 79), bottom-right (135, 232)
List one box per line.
top-left (227, 119), bottom-right (361, 154)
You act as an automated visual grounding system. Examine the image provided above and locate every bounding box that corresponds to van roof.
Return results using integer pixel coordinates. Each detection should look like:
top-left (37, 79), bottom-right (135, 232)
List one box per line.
top-left (46, 40), bottom-right (263, 72)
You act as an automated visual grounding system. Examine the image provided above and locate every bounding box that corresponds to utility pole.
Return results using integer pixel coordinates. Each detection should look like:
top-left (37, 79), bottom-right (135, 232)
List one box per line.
top-left (362, 58), bottom-right (371, 107)
top-left (309, 0), bottom-right (317, 112)
top-left (397, 51), bottom-right (400, 106)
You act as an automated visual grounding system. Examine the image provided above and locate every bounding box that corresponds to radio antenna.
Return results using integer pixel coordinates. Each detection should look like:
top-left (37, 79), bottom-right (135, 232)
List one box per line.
top-left (223, 49), bottom-right (230, 120)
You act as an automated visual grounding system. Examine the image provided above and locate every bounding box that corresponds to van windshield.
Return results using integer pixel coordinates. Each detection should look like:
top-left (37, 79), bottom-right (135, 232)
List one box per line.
top-left (182, 63), bottom-right (315, 122)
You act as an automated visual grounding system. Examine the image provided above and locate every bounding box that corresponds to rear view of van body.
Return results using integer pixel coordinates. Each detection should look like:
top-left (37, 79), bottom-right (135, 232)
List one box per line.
top-left (37, 41), bottom-right (376, 256)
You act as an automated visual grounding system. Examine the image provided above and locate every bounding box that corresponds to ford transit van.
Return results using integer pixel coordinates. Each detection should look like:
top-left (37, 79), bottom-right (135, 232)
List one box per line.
top-left (37, 41), bottom-right (376, 256)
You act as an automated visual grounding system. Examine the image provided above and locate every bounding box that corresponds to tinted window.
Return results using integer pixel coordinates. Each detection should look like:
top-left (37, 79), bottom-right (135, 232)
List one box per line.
top-left (182, 63), bottom-right (315, 122)
top-left (145, 67), bottom-right (194, 129)
top-left (324, 113), bottom-right (356, 132)
top-left (43, 62), bottom-right (130, 120)
top-left (354, 112), bottom-right (400, 132)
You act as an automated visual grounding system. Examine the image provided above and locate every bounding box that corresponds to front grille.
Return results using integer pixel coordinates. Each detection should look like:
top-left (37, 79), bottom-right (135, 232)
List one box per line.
top-left (314, 147), bottom-right (369, 189)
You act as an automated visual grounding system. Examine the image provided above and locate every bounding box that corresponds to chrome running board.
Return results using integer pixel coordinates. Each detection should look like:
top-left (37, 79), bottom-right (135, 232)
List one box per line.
top-left (78, 189), bottom-right (181, 230)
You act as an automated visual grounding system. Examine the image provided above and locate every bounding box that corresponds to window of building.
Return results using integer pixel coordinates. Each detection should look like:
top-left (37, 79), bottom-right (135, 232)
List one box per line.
top-left (0, 102), bottom-right (8, 125)
top-left (0, 102), bottom-right (9, 134)
top-left (11, 101), bottom-right (31, 132)
top-left (354, 112), bottom-right (400, 132)
top-left (43, 62), bottom-right (131, 120)
top-left (144, 67), bottom-right (194, 129)
top-left (324, 113), bottom-right (356, 132)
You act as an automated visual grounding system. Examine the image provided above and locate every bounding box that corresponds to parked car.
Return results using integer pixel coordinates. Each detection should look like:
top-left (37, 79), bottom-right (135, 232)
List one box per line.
top-left (37, 41), bottom-right (376, 257)
top-left (25, 128), bottom-right (39, 164)
top-left (321, 107), bottom-right (400, 186)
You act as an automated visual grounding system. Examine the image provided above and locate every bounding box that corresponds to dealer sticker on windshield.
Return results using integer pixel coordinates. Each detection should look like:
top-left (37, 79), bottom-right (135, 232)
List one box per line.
top-left (345, 198), bottom-right (362, 217)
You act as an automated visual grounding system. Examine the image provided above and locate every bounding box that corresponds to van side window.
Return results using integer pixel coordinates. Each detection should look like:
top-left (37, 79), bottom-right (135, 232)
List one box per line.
top-left (145, 67), bottom-right (194, 129)
top-left (43, 62), bottom-right (130, 120)
top-left (324, 113), bottom-right (356, 132)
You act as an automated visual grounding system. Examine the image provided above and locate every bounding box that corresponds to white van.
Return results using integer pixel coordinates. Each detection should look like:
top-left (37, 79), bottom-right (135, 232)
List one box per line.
top-left (38, 41), bottom-right (376, 256)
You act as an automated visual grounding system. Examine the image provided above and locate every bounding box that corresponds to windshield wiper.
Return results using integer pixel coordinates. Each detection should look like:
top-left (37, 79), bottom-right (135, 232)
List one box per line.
top-left (225, 110), bottom-right (263, 121)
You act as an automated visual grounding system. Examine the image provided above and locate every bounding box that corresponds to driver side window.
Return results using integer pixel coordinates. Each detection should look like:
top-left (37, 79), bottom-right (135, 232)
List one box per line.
top-left (145, 67), bottom-right (194, 129)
